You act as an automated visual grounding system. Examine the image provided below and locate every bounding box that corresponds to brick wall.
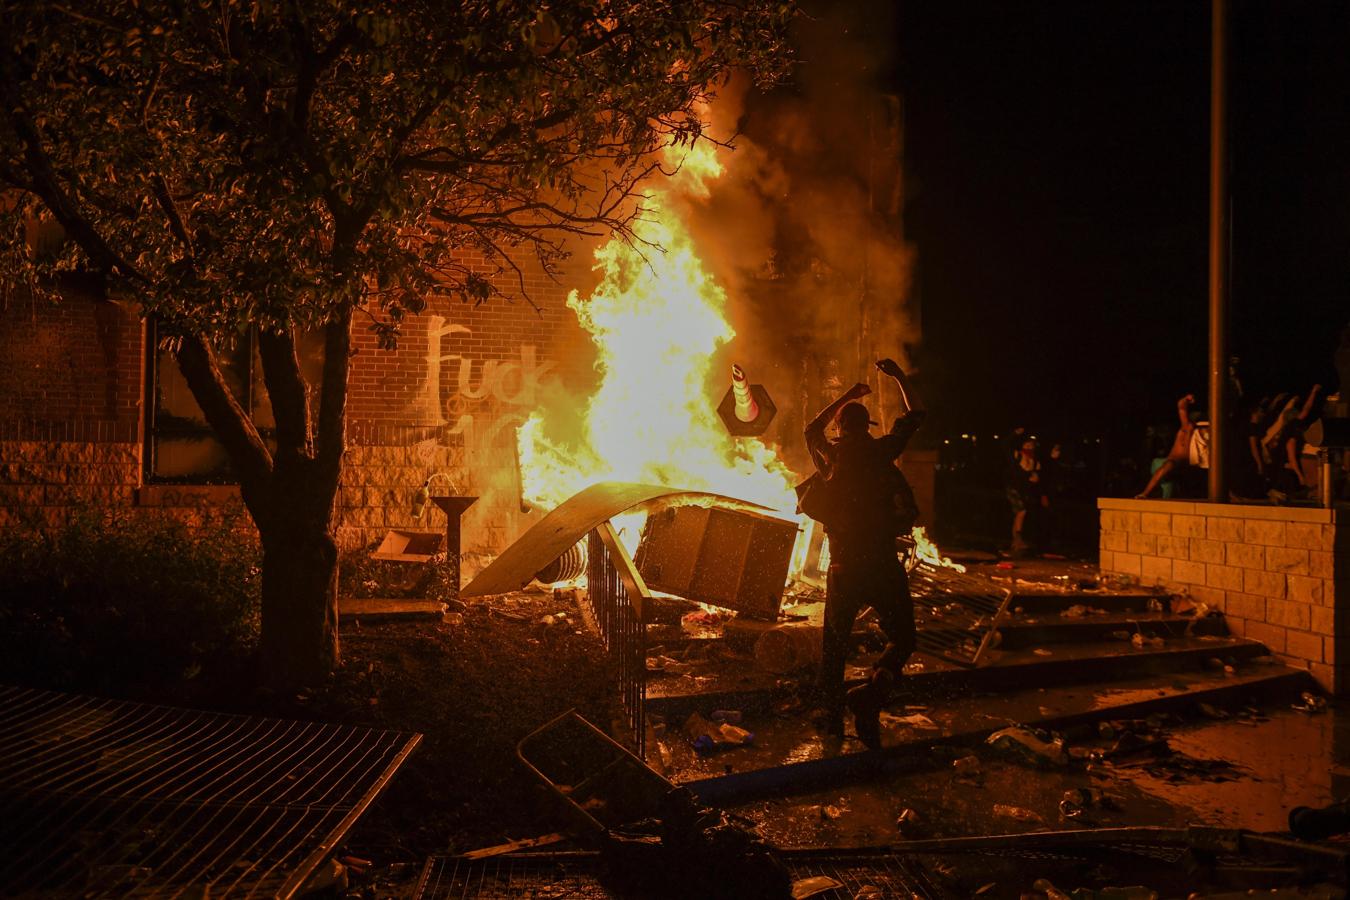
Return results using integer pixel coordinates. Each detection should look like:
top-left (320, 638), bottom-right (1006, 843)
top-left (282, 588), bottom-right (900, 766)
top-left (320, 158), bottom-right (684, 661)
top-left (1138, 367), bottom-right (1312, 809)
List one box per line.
top-left (0, 252), bottom-right (596, 557)
top-left (0, 294), bottom-right (143, 434)
top-left (1099, 498), bottom-right (1349, 693)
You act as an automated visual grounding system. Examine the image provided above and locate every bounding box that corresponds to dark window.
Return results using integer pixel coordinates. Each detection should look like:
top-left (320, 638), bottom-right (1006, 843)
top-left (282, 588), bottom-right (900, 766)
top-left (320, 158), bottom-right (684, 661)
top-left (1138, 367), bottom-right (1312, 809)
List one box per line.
top-left (143, 321), bottom-right (324, 483)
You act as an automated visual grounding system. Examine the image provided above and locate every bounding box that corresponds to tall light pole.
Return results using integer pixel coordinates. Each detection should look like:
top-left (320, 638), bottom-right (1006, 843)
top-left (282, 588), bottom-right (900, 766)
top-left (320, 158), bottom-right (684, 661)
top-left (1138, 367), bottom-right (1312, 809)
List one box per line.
top-left (1208, 0), bottom-right (1230, 502)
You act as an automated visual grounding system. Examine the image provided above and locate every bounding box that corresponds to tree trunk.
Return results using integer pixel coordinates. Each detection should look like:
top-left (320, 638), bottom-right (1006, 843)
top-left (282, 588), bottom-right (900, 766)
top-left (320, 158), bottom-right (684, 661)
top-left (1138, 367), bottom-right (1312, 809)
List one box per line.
top-left (258, 500), bottom-right (341, 689)
top-left (256, 472), bottom-right (340, 690)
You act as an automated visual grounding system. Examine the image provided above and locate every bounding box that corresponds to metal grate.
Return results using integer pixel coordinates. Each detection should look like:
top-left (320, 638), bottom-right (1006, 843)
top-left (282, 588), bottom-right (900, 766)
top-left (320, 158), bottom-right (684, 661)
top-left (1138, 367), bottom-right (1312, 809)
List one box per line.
top-left (0, 684), bottom-right (420, 898)
top-left (414, 850), bottom-right (946, 899)
top-left (583, 524), bottom-right (649, 759)
top-left (910, 562), bottom-right (1014, 667)
top-left (416, 853), bottom-right (612, 899)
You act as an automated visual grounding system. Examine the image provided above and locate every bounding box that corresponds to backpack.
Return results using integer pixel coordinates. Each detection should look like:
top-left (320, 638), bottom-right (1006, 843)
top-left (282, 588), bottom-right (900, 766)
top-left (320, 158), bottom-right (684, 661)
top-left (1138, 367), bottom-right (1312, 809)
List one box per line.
top-left (797, 461), bottom-right (919, 539)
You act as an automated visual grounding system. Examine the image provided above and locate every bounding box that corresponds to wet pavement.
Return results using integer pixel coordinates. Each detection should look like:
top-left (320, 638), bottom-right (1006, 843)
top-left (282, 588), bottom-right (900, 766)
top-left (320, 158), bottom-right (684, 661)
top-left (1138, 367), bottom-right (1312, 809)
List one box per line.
top-left (730, 704), bottom-right (1344, 848)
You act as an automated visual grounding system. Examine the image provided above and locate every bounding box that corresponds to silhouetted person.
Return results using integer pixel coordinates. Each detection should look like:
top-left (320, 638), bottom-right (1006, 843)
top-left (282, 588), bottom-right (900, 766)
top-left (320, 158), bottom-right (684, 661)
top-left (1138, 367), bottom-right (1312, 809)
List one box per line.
top-left (1006, 437), bottom-right (1046, 556)
top-left (1136, 394), bottom-right (1199, 499)
top-left (802, 358), bottom-right (924, 750)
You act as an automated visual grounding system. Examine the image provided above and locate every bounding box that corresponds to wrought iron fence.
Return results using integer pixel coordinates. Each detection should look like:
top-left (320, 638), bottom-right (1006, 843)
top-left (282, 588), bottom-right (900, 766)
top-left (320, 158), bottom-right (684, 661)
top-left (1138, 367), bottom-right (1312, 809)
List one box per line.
top-left (583, 522), bottom-right (650, 758)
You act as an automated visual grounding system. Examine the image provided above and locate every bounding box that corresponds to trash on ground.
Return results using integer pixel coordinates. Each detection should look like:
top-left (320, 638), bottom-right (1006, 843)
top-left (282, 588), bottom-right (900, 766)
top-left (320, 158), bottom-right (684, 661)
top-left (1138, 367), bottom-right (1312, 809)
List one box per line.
top-left (683, 712), bottom-right (754, 754)
top-left (993, 802), bottom-right (1043, 823)
top-left (953, 754), bottom-right (983, 778)
top-left (986, 725), bottom-right (1068, 767)
top-left (791, 875), bottom-right (845, 899)
top-left (1293, 692), bottom-right (1328, 714)
top-left (462, 832), bottom-right (566, 860)
top-left (895, 807), bottom-right (928, 838)
top-left (879, 711), bottom-right (938, 730)
top-left (1063, 604), bottom-right (1108, 618)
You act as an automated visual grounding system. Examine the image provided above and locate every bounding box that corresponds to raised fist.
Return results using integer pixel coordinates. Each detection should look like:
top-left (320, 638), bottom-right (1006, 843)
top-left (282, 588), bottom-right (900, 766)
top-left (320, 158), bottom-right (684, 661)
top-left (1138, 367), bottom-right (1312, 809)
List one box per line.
top-left (876, 358), bottom-right (904, 378)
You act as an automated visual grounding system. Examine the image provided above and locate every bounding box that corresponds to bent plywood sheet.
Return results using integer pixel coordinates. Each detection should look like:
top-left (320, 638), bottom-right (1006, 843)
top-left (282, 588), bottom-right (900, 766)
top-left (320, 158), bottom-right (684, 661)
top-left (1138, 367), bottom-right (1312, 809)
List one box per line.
top-left (462, 482), bottom-right (776, 597)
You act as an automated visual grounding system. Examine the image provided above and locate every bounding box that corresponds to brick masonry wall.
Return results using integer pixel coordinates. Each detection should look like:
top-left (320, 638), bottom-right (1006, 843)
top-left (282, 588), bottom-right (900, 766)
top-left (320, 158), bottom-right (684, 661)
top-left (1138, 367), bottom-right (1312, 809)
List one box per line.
top-left (0, 295), bottom-right (143, 435)
top-left (1099, 498), bottom-right (1349, 693)
top-left (0, 250), bottom-right (597, 558)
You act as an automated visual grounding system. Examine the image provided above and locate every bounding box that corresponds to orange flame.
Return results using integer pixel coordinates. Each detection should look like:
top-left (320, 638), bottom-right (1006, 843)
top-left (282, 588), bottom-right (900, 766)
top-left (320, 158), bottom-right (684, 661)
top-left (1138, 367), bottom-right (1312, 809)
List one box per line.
top-left (910, 525), bottom-right (966, 573)
top-left (518, 141), bottom-right (803, 558)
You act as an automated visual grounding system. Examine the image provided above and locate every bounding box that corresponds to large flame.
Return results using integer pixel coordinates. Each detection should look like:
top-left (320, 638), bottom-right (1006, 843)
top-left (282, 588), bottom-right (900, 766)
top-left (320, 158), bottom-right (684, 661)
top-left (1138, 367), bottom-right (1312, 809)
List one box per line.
top-left (518, 141), bottom-right (801, 526)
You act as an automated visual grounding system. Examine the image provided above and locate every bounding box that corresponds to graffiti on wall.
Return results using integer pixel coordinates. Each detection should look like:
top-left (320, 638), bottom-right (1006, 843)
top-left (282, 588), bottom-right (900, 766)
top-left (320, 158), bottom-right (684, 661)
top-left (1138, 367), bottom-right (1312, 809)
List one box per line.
top-left (404, 315), bottom-right (560, 545)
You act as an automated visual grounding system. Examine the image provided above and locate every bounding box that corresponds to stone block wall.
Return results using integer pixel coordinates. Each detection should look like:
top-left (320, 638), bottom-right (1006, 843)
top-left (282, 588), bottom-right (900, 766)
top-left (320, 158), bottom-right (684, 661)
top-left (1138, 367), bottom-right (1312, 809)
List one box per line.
top-left (1099, 498), bottom-right (1349, 692)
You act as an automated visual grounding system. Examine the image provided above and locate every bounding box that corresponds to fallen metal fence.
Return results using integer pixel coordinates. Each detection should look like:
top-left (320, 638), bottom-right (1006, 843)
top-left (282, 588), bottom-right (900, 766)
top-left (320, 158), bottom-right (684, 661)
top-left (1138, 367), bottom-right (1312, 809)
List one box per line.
top-left (909, 561), bottom-right (1014, 667)
top-left (0, 684), bottom-right (421, 898)
top-left (414, 848), bottom-right (946, 899)
top-left (583, 522), bottom-right (651, 759)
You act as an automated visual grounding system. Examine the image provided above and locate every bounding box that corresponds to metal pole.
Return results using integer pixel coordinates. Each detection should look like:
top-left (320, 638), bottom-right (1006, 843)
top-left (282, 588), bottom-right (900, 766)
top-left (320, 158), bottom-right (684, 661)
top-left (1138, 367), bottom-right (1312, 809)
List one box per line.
top-left (1207, 0), bottom-right (1229, 502)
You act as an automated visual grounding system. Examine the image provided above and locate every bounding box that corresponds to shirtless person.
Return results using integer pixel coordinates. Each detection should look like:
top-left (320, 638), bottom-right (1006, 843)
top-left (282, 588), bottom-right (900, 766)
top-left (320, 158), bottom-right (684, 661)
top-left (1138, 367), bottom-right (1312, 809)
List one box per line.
top-left (1136, 394), bottom-right (1198, 499)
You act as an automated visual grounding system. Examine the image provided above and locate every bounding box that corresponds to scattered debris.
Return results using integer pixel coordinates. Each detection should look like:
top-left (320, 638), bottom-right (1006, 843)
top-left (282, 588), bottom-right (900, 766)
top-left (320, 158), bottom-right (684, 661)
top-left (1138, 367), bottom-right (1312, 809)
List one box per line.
top-left (879, 711), bottom-right (939, 730)
top-left (1063, 605), bottom-right (1108, 618)
top-left (953, 754), bottom-right (983, 779)
top-left (818, 802), bottom-right (847, 821)
top-left (992, 802), bottom-right (1043, 823)
top-left (895, 807), bottom-right (928, 838)
top-left (1197, 702), bottom-right (1229, 720)
top-left (1293, 692), bottom-right (1328, 714)
top-left (462, 833), bottom-right (566, 860)
top-left (791, 875), bottom-right (845, 899)
top-left (683, 712), bottom-right (754, 754)
top-left (986, 725), bottom-right (1068, 767)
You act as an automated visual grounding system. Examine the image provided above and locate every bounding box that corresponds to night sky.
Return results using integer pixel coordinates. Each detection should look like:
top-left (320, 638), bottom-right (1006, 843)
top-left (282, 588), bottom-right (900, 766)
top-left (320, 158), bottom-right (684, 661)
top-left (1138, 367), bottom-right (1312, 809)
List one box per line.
top-left (892, 1), bottom-right (1350, 443)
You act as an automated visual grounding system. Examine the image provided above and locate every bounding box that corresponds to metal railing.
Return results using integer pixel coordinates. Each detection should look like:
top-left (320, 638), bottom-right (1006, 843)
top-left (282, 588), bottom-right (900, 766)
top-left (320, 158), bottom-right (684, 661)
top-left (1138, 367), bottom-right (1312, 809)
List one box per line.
top-left (909, 562), bottom-right (1015, 667)
top-left (583, 522), bottom-right (651, 758)
top-left (0, 685), bottom-right (421, 898)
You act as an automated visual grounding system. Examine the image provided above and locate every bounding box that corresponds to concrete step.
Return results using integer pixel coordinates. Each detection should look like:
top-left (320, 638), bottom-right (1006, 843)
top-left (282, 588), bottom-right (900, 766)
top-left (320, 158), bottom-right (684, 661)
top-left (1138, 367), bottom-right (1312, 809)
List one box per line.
top-left (664, 660), bottom-right (1314, 806)
top-left (645, 634), bottom-right (1269, 720)
top-left (936, 610), bottom-right (1227, 649)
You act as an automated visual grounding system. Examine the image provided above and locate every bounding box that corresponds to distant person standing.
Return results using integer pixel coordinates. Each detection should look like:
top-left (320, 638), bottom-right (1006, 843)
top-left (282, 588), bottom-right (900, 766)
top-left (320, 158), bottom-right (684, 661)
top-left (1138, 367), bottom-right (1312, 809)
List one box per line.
top-left (1006, 437), bottom-right (1046, 556)
top-left (801, 358), bottom-right (924, 750)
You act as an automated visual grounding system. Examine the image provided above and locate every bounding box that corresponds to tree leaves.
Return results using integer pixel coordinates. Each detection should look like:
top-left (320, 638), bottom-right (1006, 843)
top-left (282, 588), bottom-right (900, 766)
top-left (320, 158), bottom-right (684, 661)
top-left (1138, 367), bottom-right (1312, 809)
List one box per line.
top-left (1, 0), bottom-right (796, 345)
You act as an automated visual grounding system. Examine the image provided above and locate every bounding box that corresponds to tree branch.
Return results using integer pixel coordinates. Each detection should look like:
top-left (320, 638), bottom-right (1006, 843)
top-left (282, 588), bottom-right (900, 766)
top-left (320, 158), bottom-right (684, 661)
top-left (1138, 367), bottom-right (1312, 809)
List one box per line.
top-left (174, 333), bottom-right (275, 507)
top-left (256, 326), bottom-right (313, 461)
top-left (0, 82), bottom-right (147, 282)
top-left (315, 303), bottom-right (352, 488)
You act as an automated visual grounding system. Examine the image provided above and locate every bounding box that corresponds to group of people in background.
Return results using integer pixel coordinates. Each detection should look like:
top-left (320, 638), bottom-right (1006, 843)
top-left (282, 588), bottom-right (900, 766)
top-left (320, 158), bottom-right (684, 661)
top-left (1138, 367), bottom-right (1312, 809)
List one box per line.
top-left (1135, 377), bottom-right (1342, 504)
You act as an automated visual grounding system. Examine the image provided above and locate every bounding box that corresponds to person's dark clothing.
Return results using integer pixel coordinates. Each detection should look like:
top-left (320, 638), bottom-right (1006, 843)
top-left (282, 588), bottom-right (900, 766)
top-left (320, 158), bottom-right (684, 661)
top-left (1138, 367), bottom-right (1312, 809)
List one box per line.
top-left (1006, 456), bottom-right (1044, 513)
top-left (804, 409), bottom-right (924, 714)
top-left (805, 410), bottom-right (924, 565)
top-left (1231, 416), bottom-right (1267, 499)
top-left (819, 556), bottom-right (915, 713)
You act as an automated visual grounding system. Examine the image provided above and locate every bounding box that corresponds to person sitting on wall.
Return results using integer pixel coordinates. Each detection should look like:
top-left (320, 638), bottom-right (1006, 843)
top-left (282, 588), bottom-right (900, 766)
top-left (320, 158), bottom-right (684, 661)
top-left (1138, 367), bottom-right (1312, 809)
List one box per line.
top-left (1269, 385), bottom-right (1322, 501)
top-left (1136, 394), bottom-right (1201, 499)
top-left (799, 358), bottom-right (924, 750)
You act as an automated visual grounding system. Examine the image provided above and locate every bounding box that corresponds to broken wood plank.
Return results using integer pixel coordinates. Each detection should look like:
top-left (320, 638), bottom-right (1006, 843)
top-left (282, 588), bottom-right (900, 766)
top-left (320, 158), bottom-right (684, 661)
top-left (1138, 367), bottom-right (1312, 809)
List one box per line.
top-left (339, 598), bottom-right (447, 621)
top-left (461, 833), bottom-right (566, 860)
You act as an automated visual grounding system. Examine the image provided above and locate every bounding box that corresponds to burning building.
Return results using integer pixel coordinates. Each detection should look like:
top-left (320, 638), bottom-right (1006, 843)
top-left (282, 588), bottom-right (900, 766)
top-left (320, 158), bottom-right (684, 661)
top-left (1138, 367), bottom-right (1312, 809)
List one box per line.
top-left (0, 84), bottom-right (925, 578)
